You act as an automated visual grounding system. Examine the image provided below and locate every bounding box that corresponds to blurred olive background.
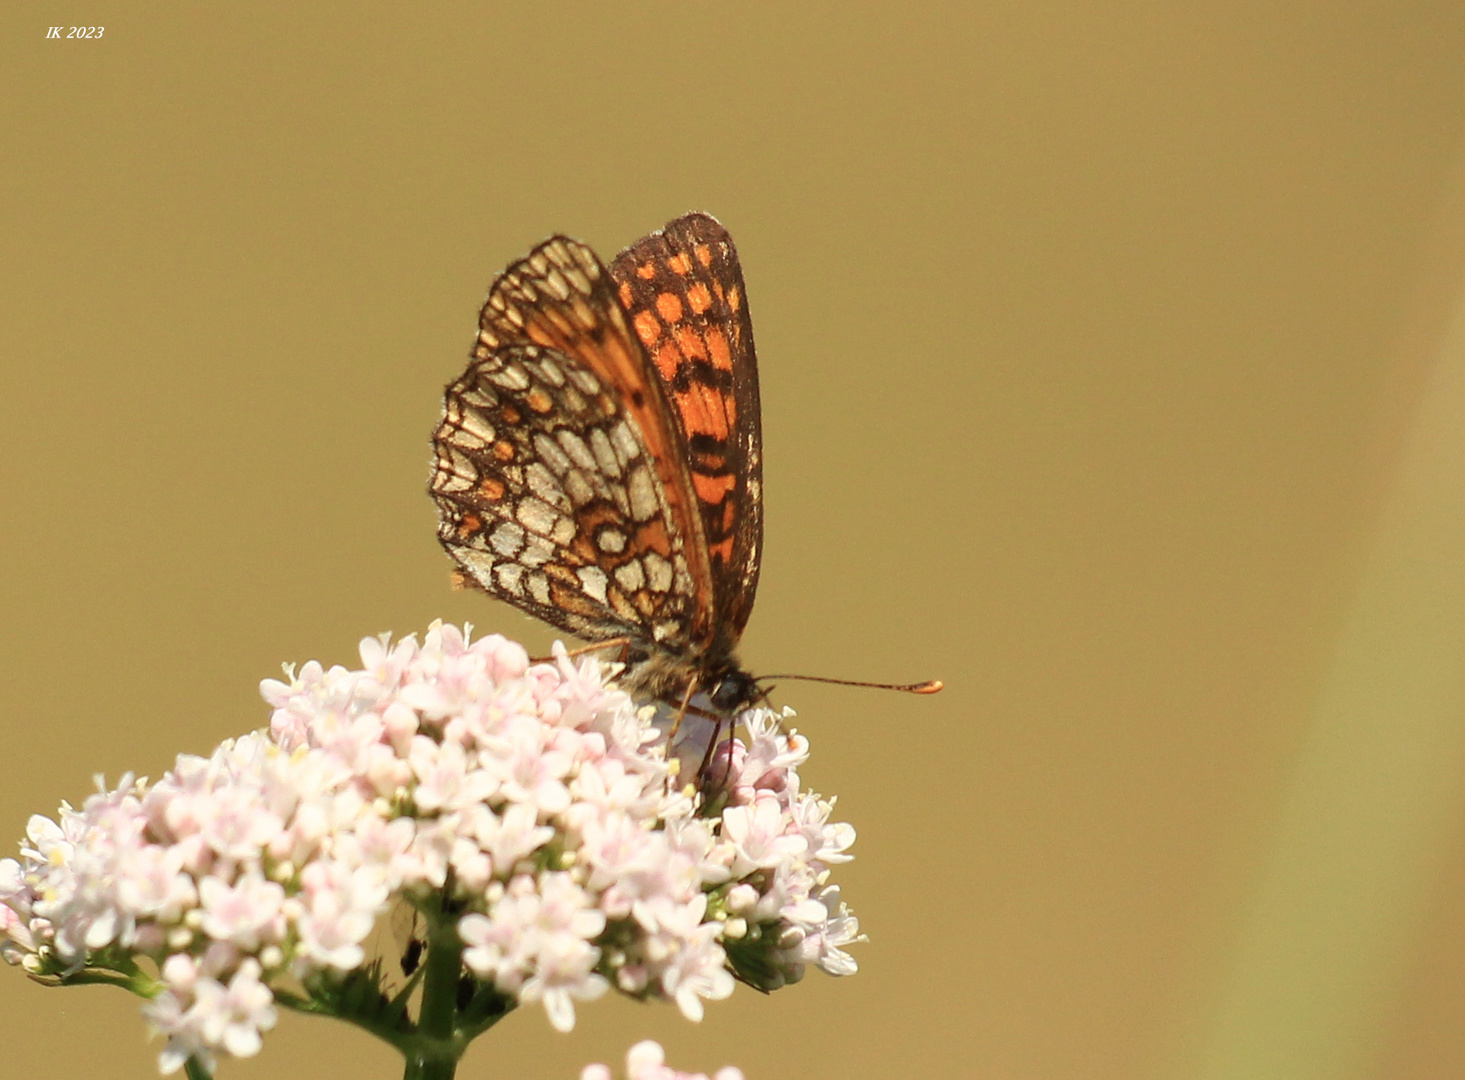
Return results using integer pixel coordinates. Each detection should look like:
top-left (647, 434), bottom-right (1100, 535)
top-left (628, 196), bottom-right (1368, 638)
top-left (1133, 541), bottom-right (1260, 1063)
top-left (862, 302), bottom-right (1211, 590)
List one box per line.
top-left (6, 4), bottom-right (1465, 1079)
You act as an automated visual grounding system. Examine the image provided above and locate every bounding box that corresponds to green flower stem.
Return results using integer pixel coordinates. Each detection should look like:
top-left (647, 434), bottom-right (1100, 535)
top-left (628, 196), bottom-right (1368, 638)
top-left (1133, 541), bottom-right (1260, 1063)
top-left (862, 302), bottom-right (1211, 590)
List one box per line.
top-left (402, 917), bottom-right (469, 1080)
top-left (41, 965), bottom-right (155, 995)
top-left (270, 910), bottom-right (511, 1073)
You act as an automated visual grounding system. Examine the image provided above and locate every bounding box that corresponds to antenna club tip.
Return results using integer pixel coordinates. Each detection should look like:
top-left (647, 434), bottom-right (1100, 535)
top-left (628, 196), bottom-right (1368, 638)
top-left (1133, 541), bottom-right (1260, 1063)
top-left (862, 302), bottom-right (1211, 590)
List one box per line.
top-left (912, 680), bottom-right (943, 694)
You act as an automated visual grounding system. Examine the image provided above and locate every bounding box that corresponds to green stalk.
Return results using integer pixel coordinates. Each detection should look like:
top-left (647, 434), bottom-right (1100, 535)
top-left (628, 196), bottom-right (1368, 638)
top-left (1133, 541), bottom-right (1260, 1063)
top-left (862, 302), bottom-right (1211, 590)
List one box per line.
top-left (402, 917), bottom-right (466, 1080)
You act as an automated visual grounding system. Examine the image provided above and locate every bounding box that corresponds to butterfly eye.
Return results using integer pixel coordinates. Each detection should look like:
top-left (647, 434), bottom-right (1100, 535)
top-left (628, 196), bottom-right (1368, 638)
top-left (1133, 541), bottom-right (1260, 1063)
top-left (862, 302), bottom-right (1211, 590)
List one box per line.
top-left (708, 671), bottom-right (757, 713)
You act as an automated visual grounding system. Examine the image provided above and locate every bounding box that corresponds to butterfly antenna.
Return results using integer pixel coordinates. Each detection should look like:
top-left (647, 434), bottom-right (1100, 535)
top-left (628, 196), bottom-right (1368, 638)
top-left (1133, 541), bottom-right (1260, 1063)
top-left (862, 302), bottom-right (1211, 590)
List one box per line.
top-left (759, 673), bottom-right (944, 694)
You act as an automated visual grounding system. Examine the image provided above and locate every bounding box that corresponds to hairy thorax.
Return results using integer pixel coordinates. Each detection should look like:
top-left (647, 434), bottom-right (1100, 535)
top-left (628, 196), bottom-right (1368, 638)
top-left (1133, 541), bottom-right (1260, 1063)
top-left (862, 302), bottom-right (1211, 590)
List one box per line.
top-left (619, 642), bottom-right (761, 716)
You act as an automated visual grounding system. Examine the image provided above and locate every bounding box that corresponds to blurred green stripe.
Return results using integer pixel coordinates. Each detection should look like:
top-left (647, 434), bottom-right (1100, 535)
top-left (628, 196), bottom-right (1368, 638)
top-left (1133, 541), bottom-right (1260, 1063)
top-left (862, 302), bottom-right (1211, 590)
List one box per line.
top-left (1196, 290), bottom-right (1465, 1079)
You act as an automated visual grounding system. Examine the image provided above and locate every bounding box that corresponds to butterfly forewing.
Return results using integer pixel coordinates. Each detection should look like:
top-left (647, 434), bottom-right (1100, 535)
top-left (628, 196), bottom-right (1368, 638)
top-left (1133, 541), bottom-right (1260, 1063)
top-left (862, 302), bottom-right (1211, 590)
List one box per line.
top-left (608, 214), bottom-right (763, 639)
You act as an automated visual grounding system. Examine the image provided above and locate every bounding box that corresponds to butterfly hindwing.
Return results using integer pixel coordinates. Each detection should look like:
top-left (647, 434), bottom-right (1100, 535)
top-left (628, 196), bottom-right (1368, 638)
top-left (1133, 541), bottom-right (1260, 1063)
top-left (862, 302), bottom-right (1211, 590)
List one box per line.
top-left (433, 300), bottom-right (704, 648)
top-left (459, 235), bottom-right (718, 645)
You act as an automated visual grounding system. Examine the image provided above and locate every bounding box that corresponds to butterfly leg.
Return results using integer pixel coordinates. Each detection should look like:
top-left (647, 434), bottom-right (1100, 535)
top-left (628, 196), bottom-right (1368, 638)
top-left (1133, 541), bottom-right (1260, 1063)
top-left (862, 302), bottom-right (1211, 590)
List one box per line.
top-left (533, 637), bottom-right (632, 664)
top-left (667, 675), bottom-right (700, 747)
top-left (697, 715), bottom-right (727, 780)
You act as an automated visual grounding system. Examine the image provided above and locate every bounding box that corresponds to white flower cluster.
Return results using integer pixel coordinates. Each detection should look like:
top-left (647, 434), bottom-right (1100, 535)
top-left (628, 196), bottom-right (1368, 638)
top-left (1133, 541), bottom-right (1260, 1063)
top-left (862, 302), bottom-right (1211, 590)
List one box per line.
top-left (0, 623), bottom-right (862, 1075)
top-left (583, 1039), bottom-right (744, 1080)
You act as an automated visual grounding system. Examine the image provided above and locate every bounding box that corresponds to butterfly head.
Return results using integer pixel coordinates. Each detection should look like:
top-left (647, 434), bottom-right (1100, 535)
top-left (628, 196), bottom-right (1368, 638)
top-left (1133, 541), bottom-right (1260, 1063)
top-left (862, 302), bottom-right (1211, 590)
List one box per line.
top-left (705, 664), bottom-right (764, 715)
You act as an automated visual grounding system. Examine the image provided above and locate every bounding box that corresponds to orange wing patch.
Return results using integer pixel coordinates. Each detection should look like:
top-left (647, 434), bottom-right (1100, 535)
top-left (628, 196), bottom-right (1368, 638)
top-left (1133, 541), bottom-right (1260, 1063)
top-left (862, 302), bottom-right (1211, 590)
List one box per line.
top-left (632, 310), bottom-right (660, 347)
top-left (687, 282), bottom-right (713, 314)
top-left (674, 324), bottom-right (706, 360)
top-left (705, 327), bottom-right (732, 371)
top-left (692, 471), bottom-right (736, 505)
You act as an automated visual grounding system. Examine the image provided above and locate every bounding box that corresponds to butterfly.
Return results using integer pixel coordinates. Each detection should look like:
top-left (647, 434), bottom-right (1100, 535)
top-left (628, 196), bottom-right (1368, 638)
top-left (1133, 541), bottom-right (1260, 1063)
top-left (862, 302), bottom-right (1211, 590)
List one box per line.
top-left (429, 212), bottom-right (765, 719)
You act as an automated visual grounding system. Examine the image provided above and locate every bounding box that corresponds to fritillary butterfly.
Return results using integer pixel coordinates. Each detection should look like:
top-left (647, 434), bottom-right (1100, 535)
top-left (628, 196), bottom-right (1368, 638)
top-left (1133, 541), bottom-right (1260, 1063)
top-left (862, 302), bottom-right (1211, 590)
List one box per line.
top-left (430, 213), bottom-right (764, 716)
